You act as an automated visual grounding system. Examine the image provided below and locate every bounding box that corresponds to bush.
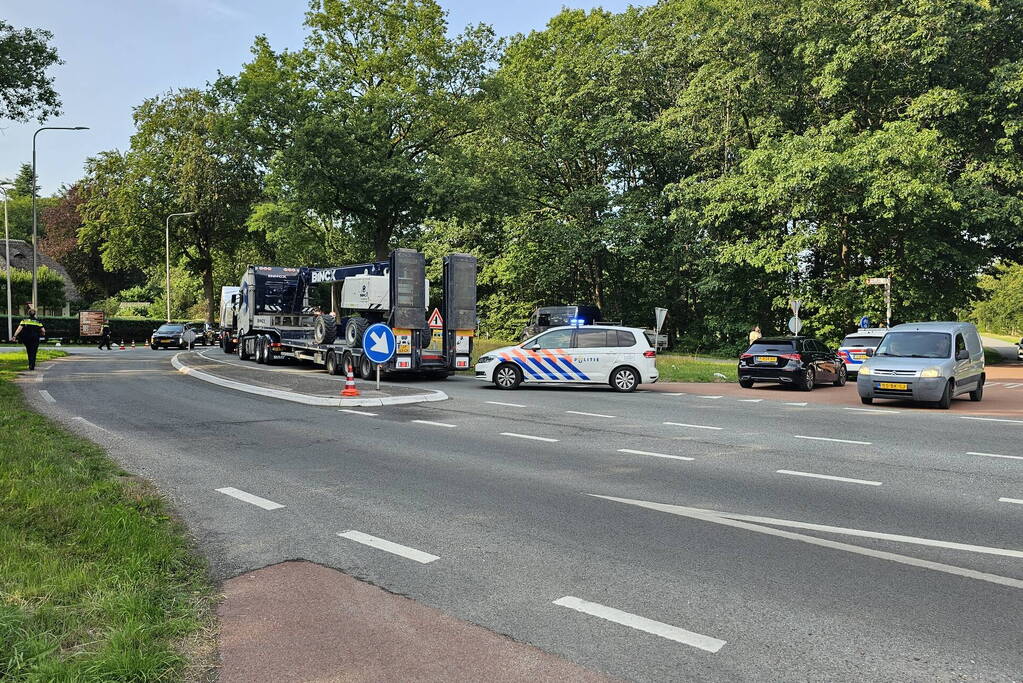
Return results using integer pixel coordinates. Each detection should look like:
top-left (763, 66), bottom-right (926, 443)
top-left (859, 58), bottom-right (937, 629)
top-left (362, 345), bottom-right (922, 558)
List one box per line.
top-left (11, 315), bottom-right (192, 344)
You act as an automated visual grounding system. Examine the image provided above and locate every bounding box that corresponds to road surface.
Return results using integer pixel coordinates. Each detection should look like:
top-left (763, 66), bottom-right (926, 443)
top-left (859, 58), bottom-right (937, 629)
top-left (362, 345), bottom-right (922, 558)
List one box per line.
top-left (25, 348), bottom-right (1023, 681)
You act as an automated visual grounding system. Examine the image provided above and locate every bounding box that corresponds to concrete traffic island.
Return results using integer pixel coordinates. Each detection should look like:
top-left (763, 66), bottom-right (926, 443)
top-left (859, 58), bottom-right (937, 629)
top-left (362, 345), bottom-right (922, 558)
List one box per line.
top-left (172, 351), bottom-right (448, 407)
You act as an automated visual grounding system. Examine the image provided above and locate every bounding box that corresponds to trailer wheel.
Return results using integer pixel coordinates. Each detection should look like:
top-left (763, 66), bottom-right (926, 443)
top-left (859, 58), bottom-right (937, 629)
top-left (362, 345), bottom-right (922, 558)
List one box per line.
top-left (345, 317), bottom-right (370, 347)
top-left (313, 314), bottom-right (337, 344)
top-left (325, 351), bottom-right (341, 375)
top-left (359, 353), bottom-right (374, 380)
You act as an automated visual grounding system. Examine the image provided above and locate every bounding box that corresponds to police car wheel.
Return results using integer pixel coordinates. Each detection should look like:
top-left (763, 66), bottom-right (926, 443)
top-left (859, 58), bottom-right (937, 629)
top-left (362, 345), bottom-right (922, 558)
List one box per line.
top-left (611, 367), bottom-right (639, 393)
top-left (494, 363), bottom-right (521, 390)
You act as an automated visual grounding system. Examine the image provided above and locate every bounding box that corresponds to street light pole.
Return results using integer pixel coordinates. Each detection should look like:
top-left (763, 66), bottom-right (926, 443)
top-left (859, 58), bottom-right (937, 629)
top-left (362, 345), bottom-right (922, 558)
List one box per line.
top-left (31, 125), bottom-right (89, 311)
top-left (1, 183), bottom-right (12, 341)
top-left (165, 212), bottom-right (196, 322)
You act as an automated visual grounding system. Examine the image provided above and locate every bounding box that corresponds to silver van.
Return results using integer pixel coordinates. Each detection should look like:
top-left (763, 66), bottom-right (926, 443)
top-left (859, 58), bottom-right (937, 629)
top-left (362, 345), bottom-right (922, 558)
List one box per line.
top-left (856, 322), bottom-right (984, 409)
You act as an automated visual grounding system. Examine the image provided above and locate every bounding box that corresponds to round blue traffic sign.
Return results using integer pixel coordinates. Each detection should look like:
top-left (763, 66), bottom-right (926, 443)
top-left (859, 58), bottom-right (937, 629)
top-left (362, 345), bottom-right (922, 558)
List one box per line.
top-left (362, 323), bottom-right (396, 364)
top-left (859, 316), bottom-right (871, 329)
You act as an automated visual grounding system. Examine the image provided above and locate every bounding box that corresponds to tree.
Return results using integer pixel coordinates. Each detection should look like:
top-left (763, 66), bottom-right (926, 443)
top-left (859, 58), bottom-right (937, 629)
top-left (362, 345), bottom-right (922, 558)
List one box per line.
top-left (970, 263), bottom-right (1023, 336)
top-left (11, 164), bottom-right (38, 198)
top-left (0, 20), bottom-right (62, 122)
top-left (79, 88), bottom-right (261, 322)
top-left (226, 0), bottom-right (498, 261)
top-left (0, 266), bottom-right (65, 312)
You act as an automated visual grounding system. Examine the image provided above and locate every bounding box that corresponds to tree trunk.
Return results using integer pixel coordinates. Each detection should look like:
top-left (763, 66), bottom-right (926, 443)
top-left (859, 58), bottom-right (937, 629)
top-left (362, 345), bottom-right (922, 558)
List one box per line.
top-left (203, 264), bottom-right (215, 323)
top-left (373, 214), bottom-right (393, 261)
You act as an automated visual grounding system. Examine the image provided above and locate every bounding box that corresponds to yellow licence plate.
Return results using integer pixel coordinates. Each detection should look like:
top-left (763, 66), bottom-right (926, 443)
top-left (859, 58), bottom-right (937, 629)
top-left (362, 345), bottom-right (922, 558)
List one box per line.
top-left (852, 354), bottom-right (867, 360)
top-left (879, 382), bottom-right (908, 390)
top-left (755, 356), bottom-right (777, 363)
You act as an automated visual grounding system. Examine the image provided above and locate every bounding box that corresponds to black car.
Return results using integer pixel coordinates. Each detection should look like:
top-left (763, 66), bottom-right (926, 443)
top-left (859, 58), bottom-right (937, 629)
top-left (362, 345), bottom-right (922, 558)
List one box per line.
top-left (738, 336), bottom-right (847, 391)
top-left (184, 321), bottom-right (214, 346)
top-left (151, 323), bottom-right (186, 349)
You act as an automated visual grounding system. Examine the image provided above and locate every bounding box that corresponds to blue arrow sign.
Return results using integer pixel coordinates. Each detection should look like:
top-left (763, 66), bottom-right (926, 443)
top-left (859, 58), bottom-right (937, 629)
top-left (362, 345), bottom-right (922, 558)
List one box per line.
top-left (859, 316), bottom-right (871, 329)
top-left (362, 323), bottom-right (396, 364)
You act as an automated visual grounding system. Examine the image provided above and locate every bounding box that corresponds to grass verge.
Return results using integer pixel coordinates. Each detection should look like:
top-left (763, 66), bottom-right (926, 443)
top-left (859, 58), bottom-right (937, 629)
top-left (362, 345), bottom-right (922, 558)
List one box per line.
top-left (465, 339), bottom-right (736, 383)
top-left (980, 331), bottom-right (1021, 345)
top-left (0, 351), bottom-right (215, 681)
top-left (983, 347), bottom-right (1005, 364)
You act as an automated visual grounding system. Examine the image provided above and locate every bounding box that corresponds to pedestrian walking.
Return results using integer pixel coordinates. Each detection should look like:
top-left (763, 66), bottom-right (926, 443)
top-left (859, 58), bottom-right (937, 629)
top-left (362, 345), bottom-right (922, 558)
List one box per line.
top-left (98, 324), bottom-right (112, 350)
top-left (748, 325), bottom-right (762, 345)
top-left (13, 310), bottom-right (46, 371)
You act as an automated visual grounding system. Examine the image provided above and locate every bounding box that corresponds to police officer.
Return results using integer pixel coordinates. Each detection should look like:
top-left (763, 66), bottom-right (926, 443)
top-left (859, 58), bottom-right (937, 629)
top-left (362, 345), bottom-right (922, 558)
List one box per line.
top-left (99, 323), bottom-right (112, 350)
top-left (13, 310), bottom-right (46, 371)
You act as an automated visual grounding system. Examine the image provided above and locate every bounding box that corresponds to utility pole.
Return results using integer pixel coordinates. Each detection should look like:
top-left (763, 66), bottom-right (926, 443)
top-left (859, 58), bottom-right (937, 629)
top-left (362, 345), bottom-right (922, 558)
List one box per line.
top-left (1, 182), bottom-right (12, 340)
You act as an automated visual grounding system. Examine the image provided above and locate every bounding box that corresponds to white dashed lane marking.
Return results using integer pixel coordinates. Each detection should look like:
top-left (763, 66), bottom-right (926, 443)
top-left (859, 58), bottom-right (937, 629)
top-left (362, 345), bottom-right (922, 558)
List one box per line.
top-left (215, 487), bottom-right (285, 510)
top-left (412, 420), bottom-right (457, 428)
top-left (566, 410), bottom-right (616, 419)
top-left (553, 596), bottom-right (726, 653)
top-left (776, 469), bottom-right (882, 486)
top-left (486, 400), bottom-right (526, 408)
top-left (967, 452), bottom-right (1023, 461)
top-left (961, 416), bottom-right (1023, 425)
top-left (663, 422), bottom-right (723, 431)
top-left (793, 435), bottom-right (872, 446)
top-left (39, 389), bottom-right (56, 403)
top-left (337, 530), bottom-right (439, 563)
top-left (72, 416), bottom-right (109, 432)
top-left (339, 409), bottom-right (378, 416)
top-left (500, 432), bottom-right (559, 443)
top-left (999, 497), bottom-right (1023, 506)
top-left (784, 402), bottom-right (808, 407)
top-left (618, 448), bottom-right (694, 462)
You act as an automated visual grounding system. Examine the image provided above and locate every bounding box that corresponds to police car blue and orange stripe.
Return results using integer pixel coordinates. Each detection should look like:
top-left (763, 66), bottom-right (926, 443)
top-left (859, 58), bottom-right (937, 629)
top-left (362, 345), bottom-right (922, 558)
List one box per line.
top-left (498, 348), bottom-right (590, 381)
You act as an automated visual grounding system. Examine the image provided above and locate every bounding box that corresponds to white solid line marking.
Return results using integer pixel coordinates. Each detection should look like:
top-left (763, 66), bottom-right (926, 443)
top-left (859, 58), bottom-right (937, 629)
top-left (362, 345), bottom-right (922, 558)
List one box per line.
top-left (1000, 497), bottom-right (1023, 505)
top-left (339, 408), bottom-right (378, 416)
top-left (486, 400), bottom-right (526, 408)
top-left (699, 395), bottom-right (723, 399)
top-left (412, 419), bottom-right (456, 428)
top-left (843, 407), bottom-right (897, 414)
top-left (1002, 383), bottom-right (1022, 389)
top-left (337, 530), bottom-right (439, 563)
top-left (38, 389), bottom-right (56, 403)
top-left (215, 487), bottom-right (284, 510)
top-left (591, 495), bottom-right (1023, 589)
top-left (663, 422), bottom-right (723, 431)
top-left (737, 398), bottom-right (763, 402)
top-left (500, 432), bottom-right (559, 442)
top-left (793, 435), bottom-right (872, 445)
top-left (784, 402), bottom-right (808, 406)
top-left (967, 451), bottom-right (1023, 461)
top-left (662, 392), bottom-right (686, 396)
top-left (72, 416), bottom-right (108, 432)
top-left (776, 469), bottom-right (881, 486)
top-left (566, 410), bottom-right (616, 418)
top-left (553, 596), bottom-right (725, 653)
top-left (618, 448), bottom-right (694, 462)
top-left (961, 416), bottom-right (1023, 425)
top-left (985, 382), bottom-right (1002, 387)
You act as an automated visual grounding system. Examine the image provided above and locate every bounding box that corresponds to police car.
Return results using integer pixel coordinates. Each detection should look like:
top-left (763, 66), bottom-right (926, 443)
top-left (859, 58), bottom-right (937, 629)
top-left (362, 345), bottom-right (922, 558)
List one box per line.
top-left (475, 325), bottom-right (658, 392)
top-left (837, 328), bottom-right (887, 376)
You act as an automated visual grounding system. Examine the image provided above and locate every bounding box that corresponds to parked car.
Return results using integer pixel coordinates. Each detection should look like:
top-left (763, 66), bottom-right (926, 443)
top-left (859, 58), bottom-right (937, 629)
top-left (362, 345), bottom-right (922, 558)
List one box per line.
top-left (150, 323), bottom-right (186, 349)
top-left (837, 328), bottom-right (887, 377)
top-left (737, 336), bottom-right (847, 391)
top-left (857, 322), bottom-right (984, 408)
top-left (476, 325), bottom-right (658, 392)
top-left (184, 321), bottom-right (215, 346)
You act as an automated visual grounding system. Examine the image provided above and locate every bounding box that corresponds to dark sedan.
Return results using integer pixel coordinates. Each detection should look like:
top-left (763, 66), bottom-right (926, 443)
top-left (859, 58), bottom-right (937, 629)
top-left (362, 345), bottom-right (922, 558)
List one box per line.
top-left (150, 324), bottom-right (186, 350)
top-left (738, 336), bottom-right (847, 391)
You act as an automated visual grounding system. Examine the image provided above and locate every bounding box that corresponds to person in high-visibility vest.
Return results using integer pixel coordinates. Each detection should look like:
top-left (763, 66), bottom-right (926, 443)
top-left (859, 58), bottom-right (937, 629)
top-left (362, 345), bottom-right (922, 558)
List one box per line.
top-left (13, 310), bottom-right (46, 371)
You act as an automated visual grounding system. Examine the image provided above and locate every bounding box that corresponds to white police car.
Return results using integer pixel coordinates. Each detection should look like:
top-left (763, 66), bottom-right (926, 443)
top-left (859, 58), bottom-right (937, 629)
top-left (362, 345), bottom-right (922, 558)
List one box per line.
top-left (838, 328), bottom-right (887, 376)
top-left (475, 325), bottom-right (658, 392)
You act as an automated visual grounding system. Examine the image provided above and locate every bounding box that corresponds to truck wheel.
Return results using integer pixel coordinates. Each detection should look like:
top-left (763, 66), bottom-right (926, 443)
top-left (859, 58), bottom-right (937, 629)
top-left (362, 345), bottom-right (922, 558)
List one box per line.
top-left (313, 314), bottom-right (337, 344)
top-left (264, 339), bottom-right (276, 365)
top-left (345, 317), bottom-right (370, 347)
top-left (494, 363), bottom-right (522, 390)
top-left (238, 336), bottom-right (251, 361)
top-left (255, 337), bottom-right (265, 364)
top-left (359, 353), bottom-right (374, 380)
top-left (325, 351), bottom-right (341, 375)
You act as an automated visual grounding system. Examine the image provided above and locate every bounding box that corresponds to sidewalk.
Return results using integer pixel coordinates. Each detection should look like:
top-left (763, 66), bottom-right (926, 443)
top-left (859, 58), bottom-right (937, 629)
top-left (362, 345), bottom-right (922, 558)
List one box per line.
top-left (218, 561), bottom-right (612, 682)
top-left (173, 350), bottom-right (448, 407)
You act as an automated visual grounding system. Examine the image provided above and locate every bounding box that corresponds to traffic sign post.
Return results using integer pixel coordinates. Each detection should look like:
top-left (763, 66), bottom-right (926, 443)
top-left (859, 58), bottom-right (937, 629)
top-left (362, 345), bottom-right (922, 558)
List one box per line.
top-left (865, 277), bottom-right (892, 327)
top-left (788, 316), bottom-right (803, 335)
top-left (362, 323), bottom-right (396, 391)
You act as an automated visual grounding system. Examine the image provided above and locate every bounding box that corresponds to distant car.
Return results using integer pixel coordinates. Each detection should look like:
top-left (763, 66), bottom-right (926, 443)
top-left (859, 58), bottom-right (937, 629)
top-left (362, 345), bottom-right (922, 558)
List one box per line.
top-left (857, 322), bottom-right (984, 408)
top-left (475, 325), bottom-right (658, 392)
top-left (738, 336), bottom-right (847, 391)
top-left (184, 321), bottom-right (214, 346)
top-left (837, 329), bottom-right (887, 376)
top-left (151, 323), bottom-right (186, 349)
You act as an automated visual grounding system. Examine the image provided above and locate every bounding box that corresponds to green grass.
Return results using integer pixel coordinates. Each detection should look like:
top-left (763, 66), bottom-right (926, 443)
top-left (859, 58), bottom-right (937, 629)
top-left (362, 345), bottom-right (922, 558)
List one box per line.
top-left (0, 351), bottom-right (215, 681)
top-left (466, 339), bottom-right (736, 383)
top-left (980, 330), bottom-right (1021, 344)
top-left (983, 347), bottom-right (1005, 364)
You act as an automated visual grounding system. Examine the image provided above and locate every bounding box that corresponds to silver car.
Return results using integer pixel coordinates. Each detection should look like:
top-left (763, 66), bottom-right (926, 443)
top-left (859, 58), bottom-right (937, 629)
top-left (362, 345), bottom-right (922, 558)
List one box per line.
top-left (856, 322), bottom-right (985, 409)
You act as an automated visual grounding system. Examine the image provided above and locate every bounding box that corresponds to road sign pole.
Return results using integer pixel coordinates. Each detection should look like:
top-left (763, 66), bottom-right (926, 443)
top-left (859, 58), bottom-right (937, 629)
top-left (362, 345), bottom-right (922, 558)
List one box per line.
top-left (886, 279), bottom-right (891, 327)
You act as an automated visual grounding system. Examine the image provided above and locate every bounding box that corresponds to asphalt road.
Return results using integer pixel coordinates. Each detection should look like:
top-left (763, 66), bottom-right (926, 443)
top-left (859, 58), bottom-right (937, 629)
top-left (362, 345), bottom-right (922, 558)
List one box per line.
top-left (25, 348), bottom-right (1023, 682)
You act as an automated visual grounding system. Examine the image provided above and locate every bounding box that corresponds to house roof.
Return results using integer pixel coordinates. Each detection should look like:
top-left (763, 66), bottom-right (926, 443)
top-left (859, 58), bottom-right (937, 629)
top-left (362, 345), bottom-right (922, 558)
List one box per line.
top-left (0, 239), bottom-right (81, 302)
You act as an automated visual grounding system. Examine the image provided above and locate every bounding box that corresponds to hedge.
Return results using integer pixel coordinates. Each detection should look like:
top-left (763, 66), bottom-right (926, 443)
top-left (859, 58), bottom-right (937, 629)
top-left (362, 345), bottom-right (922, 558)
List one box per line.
top-left (3, 315), bottom-right (196, 344)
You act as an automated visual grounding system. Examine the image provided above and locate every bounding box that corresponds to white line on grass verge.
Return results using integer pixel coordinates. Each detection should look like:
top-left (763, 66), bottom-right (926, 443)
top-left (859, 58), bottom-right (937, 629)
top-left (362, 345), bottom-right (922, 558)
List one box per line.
top-left (38, 389), bottom-right (55, 403)
top-left (776, 469), bottom-right (881, 486)
top-left (967, 451), bottom-right (1023, 461)
top-left (215, 487), bottom-right (284, 510)
top-left (793, 435), bottom-right (872, 445)
top-left (618, 449), bottom-right (694, 462)
top-left (339, 408), bottom-right (378, 416)
top-left (663, 422), bottom-right (723, 431)
top-left (337, 530), bottom-right (439, 563)
top-left (486, 400), bottom-right (526, 408)
top-left (1000, 497), bottom-right (1023, 506)
top-left (566, 410), bottom-right (616, 418)
top-left (412, 420), bottom-right (457, 428)
top-left (500, 432), bottom-right (559, 443)
top-left (552, 596), bottom-right (725, 653)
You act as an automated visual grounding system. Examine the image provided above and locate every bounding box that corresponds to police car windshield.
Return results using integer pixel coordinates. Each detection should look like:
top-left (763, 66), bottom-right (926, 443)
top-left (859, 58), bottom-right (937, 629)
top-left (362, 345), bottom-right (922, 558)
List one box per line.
top-left (841, 336), bottom-right (882, 347)
top-left (874, 332), bottom-right (951, 358)
top-left (157, 324), bottom-right (183, 333)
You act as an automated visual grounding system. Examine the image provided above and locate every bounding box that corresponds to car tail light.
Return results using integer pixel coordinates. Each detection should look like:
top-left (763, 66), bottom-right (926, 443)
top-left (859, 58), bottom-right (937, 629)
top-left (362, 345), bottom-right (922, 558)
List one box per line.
top-left (740, 353), bottom-right (753, 359)
top-left (643, 350), bottom-right (656, 358)
top-left (780, 353), bottom-right (801, 361)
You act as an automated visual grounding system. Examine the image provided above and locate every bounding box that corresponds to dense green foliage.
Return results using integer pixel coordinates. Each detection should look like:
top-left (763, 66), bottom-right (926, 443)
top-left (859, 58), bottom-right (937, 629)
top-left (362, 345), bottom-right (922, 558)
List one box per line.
top-left (55, 0), bottom-right (1023, 344)
top-left (970, 262), bottom-right (1023, 335)
top-left (0, 267), bottom-right (66, 312)
top-left (0, 21), bottom-right (61, 123)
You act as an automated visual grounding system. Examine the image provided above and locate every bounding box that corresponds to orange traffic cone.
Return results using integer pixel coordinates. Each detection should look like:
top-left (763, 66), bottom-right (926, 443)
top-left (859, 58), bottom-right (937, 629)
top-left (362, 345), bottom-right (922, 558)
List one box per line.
top-left (341, 361), bottom-right (360, 397)
top-left (119, 340), bottom-right (125, 350)
top-left (131, 340), bottom-right (136, 349)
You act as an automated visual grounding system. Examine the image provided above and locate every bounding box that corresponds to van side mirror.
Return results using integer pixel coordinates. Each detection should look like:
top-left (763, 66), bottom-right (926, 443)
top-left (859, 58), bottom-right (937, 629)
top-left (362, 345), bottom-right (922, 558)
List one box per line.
top-left (956, 349), bottom-right (970, 361)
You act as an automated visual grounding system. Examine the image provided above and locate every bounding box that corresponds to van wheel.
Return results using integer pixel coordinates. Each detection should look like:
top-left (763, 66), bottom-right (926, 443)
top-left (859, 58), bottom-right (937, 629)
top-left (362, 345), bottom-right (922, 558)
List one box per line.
top-left (494, 363), bottom-right (522, 390)
top-left (970, 379), bottom-right (983, 402)
top-left (610, 366), bottom-right (639, 393)
top-left (801, 367), bottom-right (816, 391)
top-left (860, 396), bottom-right (873, 405)
top-left (937, 380), bottom-right (953, 409)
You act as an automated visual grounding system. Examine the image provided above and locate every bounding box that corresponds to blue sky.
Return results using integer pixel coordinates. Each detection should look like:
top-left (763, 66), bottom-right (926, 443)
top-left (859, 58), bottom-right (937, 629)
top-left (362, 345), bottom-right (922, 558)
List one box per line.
top-left (2, 0), bottom-right (645, 196)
